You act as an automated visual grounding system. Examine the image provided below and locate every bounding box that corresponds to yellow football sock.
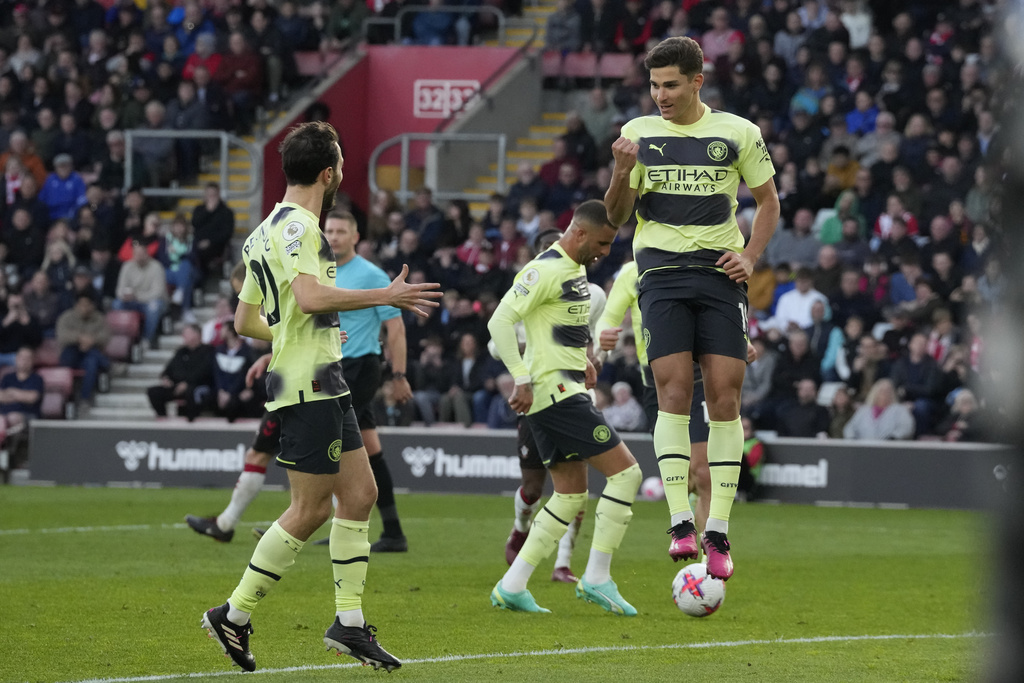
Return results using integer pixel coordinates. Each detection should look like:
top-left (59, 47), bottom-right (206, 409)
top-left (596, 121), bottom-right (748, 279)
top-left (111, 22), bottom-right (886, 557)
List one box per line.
top-left (518, 491), bottom-right (588, 568)
top-left (654, 411), bottom-right (692, 519)
top-left (229, 521), bottom-right (304, 613)
top-left (707, 417), bottom-right (744, 527)
top-left (330, 518), bottom-right (370, 613)
top-left (591, 463), bottom-right (641, 553)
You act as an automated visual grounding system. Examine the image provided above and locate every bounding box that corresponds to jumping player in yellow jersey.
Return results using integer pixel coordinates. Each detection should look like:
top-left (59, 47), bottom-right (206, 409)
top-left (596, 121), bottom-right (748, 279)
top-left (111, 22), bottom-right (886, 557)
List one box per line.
top-left (199, 122), bottom-right (441, 673)
top-left (595, 261), bottom-right (757, 536)
top-left (488, 200), bottom-right (643, 616)
top-left (605, 36), bottom-right (780, 581)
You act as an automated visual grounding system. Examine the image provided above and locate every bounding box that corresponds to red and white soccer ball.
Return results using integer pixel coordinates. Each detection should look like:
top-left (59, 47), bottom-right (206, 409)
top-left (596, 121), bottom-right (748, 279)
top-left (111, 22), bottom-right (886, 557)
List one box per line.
top-left (672, 562), bottom-right (725, 617)
top-left (639, 476), bottom-right (665, 501)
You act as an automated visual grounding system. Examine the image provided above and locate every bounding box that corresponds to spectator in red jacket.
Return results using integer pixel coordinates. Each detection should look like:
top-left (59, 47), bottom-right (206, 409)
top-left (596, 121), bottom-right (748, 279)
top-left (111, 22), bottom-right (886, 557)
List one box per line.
top-left (213, 31), bottom-right (263, 135)
top-left (182, 32), bottom-right (222, 82)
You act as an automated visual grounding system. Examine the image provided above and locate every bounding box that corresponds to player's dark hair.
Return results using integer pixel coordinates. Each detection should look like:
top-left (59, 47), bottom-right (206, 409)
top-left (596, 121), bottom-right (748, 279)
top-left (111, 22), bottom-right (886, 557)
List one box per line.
top-left (644, 37), bottom-right (705, 79)
top-left (573, 199), bottom-right (612, 230)
top-left (279, 121), bottom-right (340, 186)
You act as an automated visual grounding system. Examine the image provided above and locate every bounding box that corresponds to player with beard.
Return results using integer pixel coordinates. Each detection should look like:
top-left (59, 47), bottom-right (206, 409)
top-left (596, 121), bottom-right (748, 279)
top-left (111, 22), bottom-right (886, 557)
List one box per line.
top-left (199, 122), bottom-right (441, 672)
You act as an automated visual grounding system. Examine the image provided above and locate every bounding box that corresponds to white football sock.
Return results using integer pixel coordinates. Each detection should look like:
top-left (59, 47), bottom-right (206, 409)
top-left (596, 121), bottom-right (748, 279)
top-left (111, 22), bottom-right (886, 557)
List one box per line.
top-left (217, 469), bottom-right (265, 532)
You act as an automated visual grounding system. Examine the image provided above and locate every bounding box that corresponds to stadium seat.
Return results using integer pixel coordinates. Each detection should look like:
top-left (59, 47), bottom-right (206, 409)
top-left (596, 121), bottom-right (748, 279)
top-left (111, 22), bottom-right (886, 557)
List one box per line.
top-left (37, 367), bottom-right (74, 399)
top-left (596, 53), bottom-right (631, 80)
top-left (104, 335), bottom-right (133, 363)
top-left (37, 366), bottom-right (76, 420)
top-left (106, 310), bottom-right (143, 362)
top-left (106, 310), bottom-right (142, 340)
top-left (542, 51), bottom-right (597, 79)
top-left (35, 338), bottom-right (61, 368)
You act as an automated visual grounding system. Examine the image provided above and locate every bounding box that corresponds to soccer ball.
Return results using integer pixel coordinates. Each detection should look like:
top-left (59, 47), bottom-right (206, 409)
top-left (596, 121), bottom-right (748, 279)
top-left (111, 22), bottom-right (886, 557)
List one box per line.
top-left (672, 563), bottom-right (725, 617)
top-left (639, 476), bottom-right (665, 501)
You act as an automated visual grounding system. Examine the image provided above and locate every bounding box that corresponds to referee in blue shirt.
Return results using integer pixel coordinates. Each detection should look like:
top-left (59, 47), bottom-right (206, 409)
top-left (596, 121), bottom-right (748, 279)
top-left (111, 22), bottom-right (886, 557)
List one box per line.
top-left (324, 210), bottom-right (412, 552)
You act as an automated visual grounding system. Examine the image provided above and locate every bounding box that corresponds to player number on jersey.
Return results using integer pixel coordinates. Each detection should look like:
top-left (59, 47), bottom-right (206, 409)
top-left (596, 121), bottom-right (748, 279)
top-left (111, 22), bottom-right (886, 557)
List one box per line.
top-left (249, 257), bottom-right (281, 326)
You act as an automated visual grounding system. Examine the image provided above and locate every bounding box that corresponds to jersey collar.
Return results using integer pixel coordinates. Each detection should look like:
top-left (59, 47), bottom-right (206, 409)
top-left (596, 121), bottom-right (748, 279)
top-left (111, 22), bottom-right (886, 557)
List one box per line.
top-left (276, 201), bottom-right (320, 224)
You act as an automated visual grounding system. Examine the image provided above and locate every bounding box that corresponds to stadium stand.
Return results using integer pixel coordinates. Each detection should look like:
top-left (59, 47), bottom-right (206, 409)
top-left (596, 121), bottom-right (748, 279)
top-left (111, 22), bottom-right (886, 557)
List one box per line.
top-left (0, 0), bottom-right (1009, 453)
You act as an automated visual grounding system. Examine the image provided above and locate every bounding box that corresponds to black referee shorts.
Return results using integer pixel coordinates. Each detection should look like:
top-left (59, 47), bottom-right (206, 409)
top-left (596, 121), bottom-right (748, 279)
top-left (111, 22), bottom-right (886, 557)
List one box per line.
top-left (342, 354), bottom-right (383, 431)
top-left (639, 268), bottom-right (749, 363)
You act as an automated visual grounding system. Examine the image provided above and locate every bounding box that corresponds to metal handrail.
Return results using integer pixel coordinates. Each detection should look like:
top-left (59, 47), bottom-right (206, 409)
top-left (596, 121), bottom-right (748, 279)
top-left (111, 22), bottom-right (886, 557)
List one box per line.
top-left (368, 132), bottom-right (508, 204)
top-left (434, 23), bottom-right (538, 134)
top-left (123, 130), bottom-right (261, 198)
top-left (363, 6), bottom-right (508, 45)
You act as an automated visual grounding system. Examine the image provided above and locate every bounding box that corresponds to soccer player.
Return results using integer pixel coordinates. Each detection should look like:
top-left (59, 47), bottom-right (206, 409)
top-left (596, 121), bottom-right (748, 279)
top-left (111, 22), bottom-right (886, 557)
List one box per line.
top-left (596, 260), bottom-right (757, 534)
top-left (187, 212), bottom-right (414, 551)
top-left (488, 200), bottom-right (643, 616)
top-left (200, 122), bottom-right (441, 672)
top-left (605, 36), bottom-right (780, 581)
top-left (500, 226), bottom-right (607, 584)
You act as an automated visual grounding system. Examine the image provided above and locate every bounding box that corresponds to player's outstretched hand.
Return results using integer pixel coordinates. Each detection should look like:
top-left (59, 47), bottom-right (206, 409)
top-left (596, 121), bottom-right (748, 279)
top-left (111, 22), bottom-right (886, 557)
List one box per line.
top-left (716, 251), bottom-right (755, 283)
top-left (610, 137), bottom-right (639, 171)
top-left (386, 264), bottom-right (443, 318)
top-left (339, 329), bottom-right (349, 345)
top-left (599, 327), bottom-right (622, 351)
top-left (746, 341), bottom-right (757, 364)
top-left (245, 352), bottom-right (272, 388)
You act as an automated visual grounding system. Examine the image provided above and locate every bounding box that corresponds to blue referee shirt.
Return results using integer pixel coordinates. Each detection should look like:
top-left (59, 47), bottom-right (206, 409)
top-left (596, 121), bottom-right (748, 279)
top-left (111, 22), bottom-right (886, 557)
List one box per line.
top-left (335, 256), bottom-right (400, 359)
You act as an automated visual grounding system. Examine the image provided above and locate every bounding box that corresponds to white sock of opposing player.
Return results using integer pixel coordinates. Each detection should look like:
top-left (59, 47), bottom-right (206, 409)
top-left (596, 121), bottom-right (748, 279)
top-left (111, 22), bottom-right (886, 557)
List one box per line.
top-left (513, 486), bottom-right (540, 533)
top-left (554, 510), bottom-right (583, 569)
top-left (216, 465), bottom-right (266, 532)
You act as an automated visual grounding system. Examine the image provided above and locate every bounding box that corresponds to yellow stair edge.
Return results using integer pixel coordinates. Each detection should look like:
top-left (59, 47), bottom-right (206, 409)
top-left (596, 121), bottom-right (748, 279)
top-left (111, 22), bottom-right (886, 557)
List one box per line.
top-left (177, 198), bottom-right (251, 209)
top-left (516, 138), bottom-right (554, 147)
top-left (508, 150), bottom-right (553, 160)
top-left (209, 160), bottom-right (252, 170)
top-left (199, 173), bottom-right (251, 183)
top-left (475, 175), bottom-right (498, 184)
top-left (530, 124), bottom-right (566, 134)
top-left (542, 112), bottom-right (567, 121)
top-left (490, 162), bottom-right (541, 172)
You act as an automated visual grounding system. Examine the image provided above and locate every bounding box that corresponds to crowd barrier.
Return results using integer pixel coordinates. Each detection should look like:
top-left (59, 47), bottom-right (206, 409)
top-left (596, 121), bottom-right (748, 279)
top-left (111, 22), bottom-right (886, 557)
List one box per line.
top-left (25, 421), bottom-right (1016, 511)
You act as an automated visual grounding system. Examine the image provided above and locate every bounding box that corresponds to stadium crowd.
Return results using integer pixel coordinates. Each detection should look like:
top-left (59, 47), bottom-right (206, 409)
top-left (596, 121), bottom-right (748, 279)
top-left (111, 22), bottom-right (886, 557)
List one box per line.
top-left (0, 0), bottom-right (1011, 449)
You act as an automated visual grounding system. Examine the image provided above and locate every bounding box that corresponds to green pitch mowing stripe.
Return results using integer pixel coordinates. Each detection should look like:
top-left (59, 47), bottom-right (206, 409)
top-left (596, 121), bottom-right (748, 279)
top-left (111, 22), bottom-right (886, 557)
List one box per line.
top-left (0, 488), bottom-right (989, 683)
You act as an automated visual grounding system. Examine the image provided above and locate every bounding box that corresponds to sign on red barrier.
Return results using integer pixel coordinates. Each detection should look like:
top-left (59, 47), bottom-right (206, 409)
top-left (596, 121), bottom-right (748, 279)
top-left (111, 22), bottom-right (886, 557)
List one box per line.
top-left (413, 79), bottom-right (481, 119)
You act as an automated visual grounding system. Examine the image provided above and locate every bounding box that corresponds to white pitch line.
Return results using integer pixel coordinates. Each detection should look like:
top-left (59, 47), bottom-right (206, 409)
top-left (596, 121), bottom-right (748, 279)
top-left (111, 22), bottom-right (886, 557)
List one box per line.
top-left (0, 523), bottom-right (275, 536)
top-left (59, 632), bottom-right (990, 683)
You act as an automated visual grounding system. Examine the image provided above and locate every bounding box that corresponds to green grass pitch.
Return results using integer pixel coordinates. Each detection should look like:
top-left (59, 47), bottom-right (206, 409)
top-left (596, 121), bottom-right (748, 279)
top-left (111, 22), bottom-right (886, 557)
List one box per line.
top-left (0, 486), bottom-right (989, 683)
